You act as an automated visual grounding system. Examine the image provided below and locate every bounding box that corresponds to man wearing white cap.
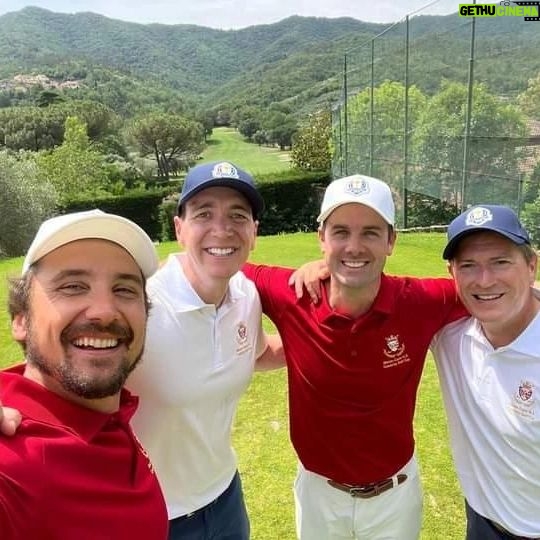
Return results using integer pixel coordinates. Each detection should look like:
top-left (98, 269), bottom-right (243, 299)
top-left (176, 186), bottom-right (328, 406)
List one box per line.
top-left (243, 174), bottom-right (467, 539)
top-left (432, 205), bottom-right (540, 540)
top-left (0, 210), bottom-right (168, 539)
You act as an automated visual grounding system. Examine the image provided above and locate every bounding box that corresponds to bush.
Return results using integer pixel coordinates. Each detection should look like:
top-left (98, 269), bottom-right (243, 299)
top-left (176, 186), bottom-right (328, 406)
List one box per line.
top-left (0, 152), bottom-right (58, 257)
top-left (521, 197), bottom-right (540, 248)
top-left (403, 192), bottom-right (459, 228)
top-left (61, 187), bottom-right (175, 241)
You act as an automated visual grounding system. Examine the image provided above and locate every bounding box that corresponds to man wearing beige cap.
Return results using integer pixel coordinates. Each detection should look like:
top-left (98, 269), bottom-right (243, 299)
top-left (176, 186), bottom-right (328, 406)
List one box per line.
top-left (243, 174), bottom-right (466, 539)
top-left (0, 210), bottom-right (168, 539)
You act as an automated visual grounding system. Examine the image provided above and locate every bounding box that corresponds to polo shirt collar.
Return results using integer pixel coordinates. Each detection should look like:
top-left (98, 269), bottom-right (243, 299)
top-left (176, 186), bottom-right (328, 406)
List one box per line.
top-left (154, 253), bottom-right (246, 313)
top-left (465, 310), bottom-right (540, 356)
top-left (0, 364), bottom-right (138, 442)
top-left (315, 273), bottom-right (396, 323)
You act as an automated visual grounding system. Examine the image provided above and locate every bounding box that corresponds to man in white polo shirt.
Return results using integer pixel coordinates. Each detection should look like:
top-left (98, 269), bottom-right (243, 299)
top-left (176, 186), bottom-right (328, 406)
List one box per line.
top-left (431, 205), bottom-right (540, 539)
top-left (126, 161), bottom-right (284, 540)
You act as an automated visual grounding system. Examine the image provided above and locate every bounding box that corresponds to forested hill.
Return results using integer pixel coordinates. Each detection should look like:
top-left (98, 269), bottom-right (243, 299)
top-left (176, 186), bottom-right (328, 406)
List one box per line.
top-left (0, 6), bottom-right (539, 117)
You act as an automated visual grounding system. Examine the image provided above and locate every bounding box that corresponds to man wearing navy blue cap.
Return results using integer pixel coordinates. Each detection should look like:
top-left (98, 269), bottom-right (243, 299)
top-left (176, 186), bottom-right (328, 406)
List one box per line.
top-left (125, 161), bottom-right (283, 540)
top-left (432, 204), bottom-right (540, 539)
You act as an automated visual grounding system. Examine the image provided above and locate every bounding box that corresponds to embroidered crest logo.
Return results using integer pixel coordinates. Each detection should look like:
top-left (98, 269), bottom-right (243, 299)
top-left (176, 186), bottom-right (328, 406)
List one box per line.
top-left (518, 380), bottom-right (534, 402)
top-left (345, 177), bottom-right (369, 197)
top-left (509, 380), bottom-right (536, 419)
top-left (235, 321), bottom-right (251, 355)
top-left (383, 334), bottom-right (405, 357)
top-left (236, 322), bottom-right (248, 345)
top-left (465, 206), bottom-right (493, 227)
top-left (212, 162), bottom-right (240, 179)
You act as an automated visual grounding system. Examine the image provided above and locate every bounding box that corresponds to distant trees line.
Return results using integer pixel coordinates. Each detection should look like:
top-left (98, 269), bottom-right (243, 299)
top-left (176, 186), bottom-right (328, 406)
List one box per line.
top-left (2, 70), bottom-right (540, 257)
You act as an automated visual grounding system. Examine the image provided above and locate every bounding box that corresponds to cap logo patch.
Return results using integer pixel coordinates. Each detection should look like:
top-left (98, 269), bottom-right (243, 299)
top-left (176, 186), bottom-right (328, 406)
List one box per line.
top-left (344, 178), bottom-right (369, 197)
top-left (212, 162), bottom-right (239, 179)
top-left (465, 207), bottom-right (492, 227)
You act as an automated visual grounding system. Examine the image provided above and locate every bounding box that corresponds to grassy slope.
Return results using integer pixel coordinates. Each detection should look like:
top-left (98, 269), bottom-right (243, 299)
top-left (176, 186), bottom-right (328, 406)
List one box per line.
top-left (0, 232), bottom-right (465, 539)
top-left (200, 127), bottom-right (291, 176)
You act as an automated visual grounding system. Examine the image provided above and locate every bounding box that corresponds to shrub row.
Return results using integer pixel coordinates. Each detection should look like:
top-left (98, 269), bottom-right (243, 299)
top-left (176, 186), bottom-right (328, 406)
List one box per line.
top-left (63, 171), bottom-right (332, 242)
top-left (61, 172), bottom-right (466, 243)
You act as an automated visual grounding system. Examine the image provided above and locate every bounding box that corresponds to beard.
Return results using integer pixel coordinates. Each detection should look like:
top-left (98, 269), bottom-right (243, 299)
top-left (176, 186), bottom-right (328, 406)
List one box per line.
top-left (25, 320), bottom-right (143, 400)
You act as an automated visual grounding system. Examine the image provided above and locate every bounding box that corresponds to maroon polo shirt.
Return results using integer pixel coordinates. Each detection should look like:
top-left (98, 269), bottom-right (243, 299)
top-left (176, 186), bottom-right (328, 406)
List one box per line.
top-left (0, 365), bottom-right (168, 540)
top-left (244, 264), bottom-right (466, 484)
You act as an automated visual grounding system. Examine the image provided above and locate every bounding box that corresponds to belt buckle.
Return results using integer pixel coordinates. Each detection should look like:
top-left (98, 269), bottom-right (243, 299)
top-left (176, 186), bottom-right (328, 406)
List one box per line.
top-left (349, 483), bottom-right (379, 498)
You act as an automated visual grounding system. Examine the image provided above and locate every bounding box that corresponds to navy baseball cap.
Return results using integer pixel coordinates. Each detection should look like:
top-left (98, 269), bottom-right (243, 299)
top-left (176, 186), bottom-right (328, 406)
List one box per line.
top-left (177, 161), bottom-right (264, 219)
top-left (443, 204), bottom-right (530, 260)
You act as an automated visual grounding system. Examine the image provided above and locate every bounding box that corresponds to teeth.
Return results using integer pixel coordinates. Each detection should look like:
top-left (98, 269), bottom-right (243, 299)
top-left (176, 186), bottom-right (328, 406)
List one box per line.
top-left (73, 337), bottom-right (119, 348)
top-left (475, 294), bottom-right (503, 301)
top-left (207, 247), bottom-right (235, 256)
top-left (342, 261), bottom-right (367, 268)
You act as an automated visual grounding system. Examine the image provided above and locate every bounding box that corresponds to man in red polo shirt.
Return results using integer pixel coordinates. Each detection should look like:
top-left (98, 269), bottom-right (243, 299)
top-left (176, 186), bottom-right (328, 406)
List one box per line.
top-left (0, 210), bottom-right (168, 539)
top-left (243, 175), bottom-right (466, 540)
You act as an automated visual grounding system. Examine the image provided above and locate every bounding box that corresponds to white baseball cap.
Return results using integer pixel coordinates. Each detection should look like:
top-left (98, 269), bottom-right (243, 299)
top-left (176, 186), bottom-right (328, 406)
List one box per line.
top-left (317, 174), bottom-right (395, 226)
top-left (22, 209), bottom-right (159, 278)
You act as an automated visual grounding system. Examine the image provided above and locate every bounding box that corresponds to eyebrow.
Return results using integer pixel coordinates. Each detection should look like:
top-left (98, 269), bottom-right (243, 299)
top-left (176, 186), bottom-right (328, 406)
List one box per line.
top-left (49, 269), bottom-right (144, 288)
top-left (329, 223), bottom-right (383, 230)
top-left (190, 200), bottom-right (251, 212)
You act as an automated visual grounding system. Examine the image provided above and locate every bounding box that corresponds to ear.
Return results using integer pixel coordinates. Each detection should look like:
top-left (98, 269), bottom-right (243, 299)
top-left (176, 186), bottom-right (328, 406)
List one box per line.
top-left (318, 226), bottom-right (326, 253)
top-left (250, 220), bottom-right (259, 251)
top-left (387, 229), bottom-right (397, 256)
top-left (173, 215), bottom-right (183, 243)
top-left (528, 252), bottom-right (538, 286)
top-left (447, 261), bottom-right (455, 278)
top-left (11, 313), bottom-right (28, 342)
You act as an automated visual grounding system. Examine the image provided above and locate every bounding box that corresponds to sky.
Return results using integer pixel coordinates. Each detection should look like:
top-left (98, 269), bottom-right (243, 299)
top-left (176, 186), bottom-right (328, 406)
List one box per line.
top-left (0, 0), bottom-right (459, 29)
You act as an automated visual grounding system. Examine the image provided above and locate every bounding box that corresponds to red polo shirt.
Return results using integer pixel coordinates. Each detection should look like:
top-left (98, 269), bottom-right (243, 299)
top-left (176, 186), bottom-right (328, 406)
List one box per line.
top-left (0, 365), bottom-right (168, 540)
top-left (244, 264), bottom-right (466, 484)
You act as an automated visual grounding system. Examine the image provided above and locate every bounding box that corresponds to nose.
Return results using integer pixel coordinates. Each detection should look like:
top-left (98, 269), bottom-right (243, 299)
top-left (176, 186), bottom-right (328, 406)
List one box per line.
top-left (475, 266), bottom-right (496, 287)
top-left (211, 215), bottom-right (233, 237)
top-left (85, 290), bottom-right (120, 325)
top-left (345, 235), bottom-right (365, 255)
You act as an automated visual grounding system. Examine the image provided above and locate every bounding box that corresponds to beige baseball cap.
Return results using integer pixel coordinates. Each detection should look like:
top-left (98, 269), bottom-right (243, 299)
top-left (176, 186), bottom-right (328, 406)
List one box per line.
top-left (22, 209), bottom-right (159, 278)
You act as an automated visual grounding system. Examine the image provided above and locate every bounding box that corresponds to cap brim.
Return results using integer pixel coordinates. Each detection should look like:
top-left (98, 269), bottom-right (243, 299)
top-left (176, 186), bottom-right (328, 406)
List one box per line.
top-left (178, 178), bottom-right (264, 218)
top-left (23, 214), bottom-right (159, 278)
top-left (317, 200), bottom-right (393, 225)
top-left (443, 228), bottom-right (528, 260)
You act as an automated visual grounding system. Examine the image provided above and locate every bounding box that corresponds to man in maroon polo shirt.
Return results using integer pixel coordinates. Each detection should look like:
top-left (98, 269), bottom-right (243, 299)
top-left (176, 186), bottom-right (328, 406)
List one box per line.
top-left (0, 210), bottom-right (168, 539)
top-left (243, 174), bottom-right (466, 540)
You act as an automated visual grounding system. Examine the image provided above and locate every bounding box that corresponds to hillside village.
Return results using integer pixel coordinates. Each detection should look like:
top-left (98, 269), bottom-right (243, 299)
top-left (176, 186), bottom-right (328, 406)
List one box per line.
top-left (0, 74), bottom-right (82, 92)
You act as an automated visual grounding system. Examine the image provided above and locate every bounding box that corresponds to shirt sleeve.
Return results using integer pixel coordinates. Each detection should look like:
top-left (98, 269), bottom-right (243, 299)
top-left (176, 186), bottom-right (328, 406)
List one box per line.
top-left (242, 262), bottom-right (295, 321)
top-left (0, 468), bottom-right (27, 539)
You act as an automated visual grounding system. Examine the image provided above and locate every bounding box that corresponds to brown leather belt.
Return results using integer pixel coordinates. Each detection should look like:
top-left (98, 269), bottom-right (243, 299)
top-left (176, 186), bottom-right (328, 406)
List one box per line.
top-left (490, 519), bottom-right (540, 540)
top-left (327, 473), bottom-right (407, 499)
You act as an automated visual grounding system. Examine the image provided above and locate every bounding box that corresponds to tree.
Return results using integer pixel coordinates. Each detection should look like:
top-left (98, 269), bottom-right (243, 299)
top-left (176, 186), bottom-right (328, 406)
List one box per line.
top-left (36, 116), bottom-right (113, 201)
top-left (127, 113), bottom-right (204, 181)
top-left (194, 109), bottom-right (214, 141)
top-left (412, 81), bottom-right (528, 208)
top-left (263, 111), bottom-right (297, 149)
top-left (290, 109), bottom-right (332, 171)
top-left (0, 101), bottom-right (119, 152)
top-left (36, 90), bottom-right (64, 107)
top-left (0, 151), bottom-right (58, 257)
top-left (517, 72), bottom-right (540, 119)
top-left (342, 80), bottom-right (427, 188)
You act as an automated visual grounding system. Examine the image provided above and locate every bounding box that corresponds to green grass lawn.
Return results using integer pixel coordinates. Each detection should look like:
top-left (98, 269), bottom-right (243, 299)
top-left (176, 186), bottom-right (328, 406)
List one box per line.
top-left (201, 127), bottom-right (292, 176)
top-left (0, 231), bottom-right (465, 538)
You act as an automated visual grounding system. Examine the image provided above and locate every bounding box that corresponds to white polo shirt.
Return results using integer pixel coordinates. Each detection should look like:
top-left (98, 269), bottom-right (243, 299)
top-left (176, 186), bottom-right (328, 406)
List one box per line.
top-left (127, 253), bottom-right (266, 519)
top-left (431, 313), bottom-right (540, 537)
